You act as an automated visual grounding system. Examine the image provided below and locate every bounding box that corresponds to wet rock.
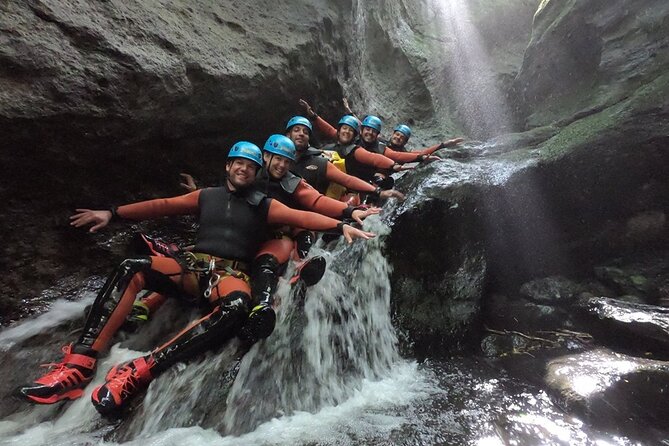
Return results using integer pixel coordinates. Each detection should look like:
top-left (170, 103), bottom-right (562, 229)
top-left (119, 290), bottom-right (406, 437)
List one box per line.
top-left (0, 0), bottom-right (350, 318)
top-left (519, 275), bottom-right (582, 304)
top-left (513, 0), bottom-right (669, 130)
top-left (545, 348), bottom-right (669, 431)
top-left (594, 267), bottom-right (653, 299)
top-left (575, 296), bottom-right (669, 355)
top-left (387, 179), bottom-right (487, 356)
top-left (592, 253), bottom-right (669, 304)
top-left (485, 293), bottom-right (574, 333)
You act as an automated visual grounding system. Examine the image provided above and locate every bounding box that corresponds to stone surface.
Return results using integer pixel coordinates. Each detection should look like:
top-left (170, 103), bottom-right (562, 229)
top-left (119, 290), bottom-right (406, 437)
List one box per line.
top-left (0, 0), bottom-right (350, 322)
top-left (545, 349), bottom-right (669, 432)
top-left (575, 296), bottom-right (669, 355)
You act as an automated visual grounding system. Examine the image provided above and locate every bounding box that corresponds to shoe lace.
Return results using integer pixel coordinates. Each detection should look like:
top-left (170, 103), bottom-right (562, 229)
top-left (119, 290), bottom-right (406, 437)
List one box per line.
top-left (39, 345), bottom-right (74, 373)
top-left (109, 363), bottom-right (140, 397)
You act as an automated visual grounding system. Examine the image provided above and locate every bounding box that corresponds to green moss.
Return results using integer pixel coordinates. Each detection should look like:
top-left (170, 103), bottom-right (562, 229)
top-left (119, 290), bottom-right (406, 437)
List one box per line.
top-left (630, 275), bottom-right (648, 287)
top-left (534, 72), bottom-right (669, 160)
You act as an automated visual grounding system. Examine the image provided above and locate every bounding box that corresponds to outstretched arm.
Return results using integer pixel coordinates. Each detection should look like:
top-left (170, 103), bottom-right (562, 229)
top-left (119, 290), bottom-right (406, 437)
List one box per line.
top-left (313, 116), bottom-right (338, 140)
top-left (416, 138), bottom-right (465, 156)
top-left (353, 147), bottom-right (398, 170)
top-left (267, 199), bottom-right (375, 243)
top-left (383, 146), bottom-right (424, 163)
top-left (70, 191), bottom-right (202, 233)
top-left (325, 163), bottom-right (376, 193)
top-left (293, 180), bottom-right (380, 223)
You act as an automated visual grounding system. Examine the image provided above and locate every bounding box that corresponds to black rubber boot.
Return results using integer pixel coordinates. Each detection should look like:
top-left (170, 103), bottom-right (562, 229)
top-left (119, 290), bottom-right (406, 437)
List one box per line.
top-left (77, 257), bottom-right (152, 349)
top-left (294, 230), bottom-right (316, 259)
top-left (251, 254), bottom-right (281, 306)
top-left (150, 292), bottom-right (250, 375)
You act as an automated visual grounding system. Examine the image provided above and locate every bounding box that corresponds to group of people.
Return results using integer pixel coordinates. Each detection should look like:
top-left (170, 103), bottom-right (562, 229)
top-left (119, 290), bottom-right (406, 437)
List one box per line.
top-left (19, 99), bottom-right (464, 415)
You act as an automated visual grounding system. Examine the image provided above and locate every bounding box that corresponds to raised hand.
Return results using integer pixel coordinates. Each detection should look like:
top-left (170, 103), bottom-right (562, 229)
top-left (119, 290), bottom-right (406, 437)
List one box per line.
top-left (298, 99), bottom-right (317, 118)
top-left (179, 173), bottom-right (197, 192)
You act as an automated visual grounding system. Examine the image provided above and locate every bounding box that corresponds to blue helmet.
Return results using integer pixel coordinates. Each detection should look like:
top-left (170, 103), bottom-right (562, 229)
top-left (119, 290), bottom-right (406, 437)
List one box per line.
top-left (394, 124), bottom-right (412, 139)
top-left (263, 134), bottom-right (296, 161)
top-left (285, 116), bottom-right (313, 133)
top-left (228, 141), bottom-right (263, 167)
top-left (338, 115), bottom-right (360, 134)
top-left (361, 115), bottom-right (382, 132)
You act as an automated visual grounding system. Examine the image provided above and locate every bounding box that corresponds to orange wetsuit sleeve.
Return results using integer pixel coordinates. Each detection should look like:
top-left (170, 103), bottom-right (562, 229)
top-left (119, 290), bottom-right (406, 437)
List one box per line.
top-left (314, 116), bottom-right (338, 139)
top-left (293, 180), bottom-right (348, 218)
top-left (382, 146), bottom-right (422, 163)
top-left (117, 190), bottom-right (201, 220)
top-left (325, 162), bottom-right (376, 193)
top-left (414, 143), bottom-right (443, 156)
top-left (353, 147), bottom-right (396, 169)
top-left (267, 199), bottom-right (341, 232)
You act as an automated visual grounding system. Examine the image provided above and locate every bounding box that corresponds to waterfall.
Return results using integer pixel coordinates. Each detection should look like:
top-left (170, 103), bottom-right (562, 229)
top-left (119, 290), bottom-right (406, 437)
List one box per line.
top-left (0, 217), bottom-right (426, 445)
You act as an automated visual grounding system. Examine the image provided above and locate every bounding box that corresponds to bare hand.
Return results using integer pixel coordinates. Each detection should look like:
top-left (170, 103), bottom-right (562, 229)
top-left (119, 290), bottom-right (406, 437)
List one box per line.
top-left (421, 155), bottom-right (442, 164)
top-left (351, 206), bottom-right (381, 225)
top-left (69, 209), bottom-right (112, 233)
top-left (342, 97), bottom-right (353, 114)
top-left (298, 99), bottom-right (317, 118)
top-left (379, 189), bottom-right (406, 201)
top-left (180, 173), bottom-right (197, 192)
top-left (342, 224), bottom-right (376, 244)
top-left (442, 137), bottom-right (465, 148)
top-left (393, 164), bottom-right (415, 172)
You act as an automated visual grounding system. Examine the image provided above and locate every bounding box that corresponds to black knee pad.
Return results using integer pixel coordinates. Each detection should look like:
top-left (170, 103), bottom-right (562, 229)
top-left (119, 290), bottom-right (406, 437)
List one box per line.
top-left (372, 174), bottom-right (395, 190)
top-left (294, 231), bottom-right (315, 259)
top-left (238, 303), bottom-right (276, 344)
top-left (219, 291), bottom-right (251, 313)
top-left (253, 254), bottom-right (281, 275)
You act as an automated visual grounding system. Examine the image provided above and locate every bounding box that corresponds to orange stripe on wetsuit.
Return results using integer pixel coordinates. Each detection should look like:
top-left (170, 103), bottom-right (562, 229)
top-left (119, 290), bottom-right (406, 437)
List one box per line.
top-left (325, 162), bottom-right (377, 193)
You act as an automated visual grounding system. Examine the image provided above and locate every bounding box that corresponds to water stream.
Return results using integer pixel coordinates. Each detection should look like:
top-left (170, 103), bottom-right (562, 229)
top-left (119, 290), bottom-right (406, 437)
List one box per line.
top-left (0, 153), bottom-right (657, 445)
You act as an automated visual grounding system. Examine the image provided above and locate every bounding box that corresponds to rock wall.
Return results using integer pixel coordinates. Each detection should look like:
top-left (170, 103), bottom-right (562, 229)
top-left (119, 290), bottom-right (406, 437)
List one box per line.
top-left (0, 0), bottom-right (540, 323)
top-left (386, 0), bottom-right (669, 355)
top-left (0, 0), bottom-right (353, 322)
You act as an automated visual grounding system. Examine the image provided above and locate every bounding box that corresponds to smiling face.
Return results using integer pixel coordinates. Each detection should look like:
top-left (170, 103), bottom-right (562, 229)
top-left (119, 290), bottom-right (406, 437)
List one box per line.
top-left (263, 152), bottom-right (292, 179)
top-left (390, 131), bottom-right (408, 147)
top-left (338, 124), bottom-right (356, 144)
top-left (361, 126), bottom-right (379, 144)
top-left (287, 124), bottom-right (310, 151)
top-left (225, 158), bottom-right (259, 190)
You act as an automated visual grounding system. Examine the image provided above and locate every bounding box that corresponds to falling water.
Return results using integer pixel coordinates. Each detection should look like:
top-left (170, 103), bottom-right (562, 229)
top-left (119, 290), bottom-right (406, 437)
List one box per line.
top-left (0, 217), bottom-right (432, 445)
top-left (429, 0), bottom-right (513, 138)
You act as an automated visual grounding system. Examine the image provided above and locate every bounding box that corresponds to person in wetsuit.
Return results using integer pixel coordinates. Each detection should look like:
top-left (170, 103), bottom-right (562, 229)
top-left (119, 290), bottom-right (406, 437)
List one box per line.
top-left (19, 142), bottom-right (374, 414)
top-left (386, 123), bottom-right (464, 156)
top-left (249, 134), bottom-right (380, 333)
top-left (284, 115), bottom-right (405, 202)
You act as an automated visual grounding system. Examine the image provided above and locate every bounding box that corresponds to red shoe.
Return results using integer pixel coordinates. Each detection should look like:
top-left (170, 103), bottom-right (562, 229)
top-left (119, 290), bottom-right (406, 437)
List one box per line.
top-left (20, 345), bottom-right (96, 404)
top-left (91, 357), bottom-right (153, 415)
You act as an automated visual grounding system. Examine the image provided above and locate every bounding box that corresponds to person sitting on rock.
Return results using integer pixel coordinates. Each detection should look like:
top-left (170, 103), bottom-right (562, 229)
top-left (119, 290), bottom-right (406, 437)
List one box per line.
top-left (284, 114), bottom-right (405, 203)
top-left (299, 100), bottom-right (416, 192)
top-left (130, 135), bottom-right (381, 342)
top-left (247, 134), bottom-right (381, 340)
top-left (19, 142), bottom-right (374, 415)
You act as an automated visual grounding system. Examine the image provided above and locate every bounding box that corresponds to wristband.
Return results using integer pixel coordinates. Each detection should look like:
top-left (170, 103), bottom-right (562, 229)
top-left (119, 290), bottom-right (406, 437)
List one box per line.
top-left (110, 206), bottom-right (119, 221)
